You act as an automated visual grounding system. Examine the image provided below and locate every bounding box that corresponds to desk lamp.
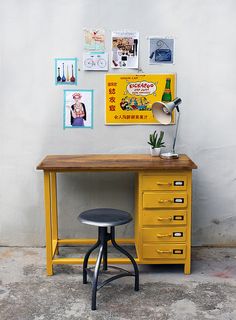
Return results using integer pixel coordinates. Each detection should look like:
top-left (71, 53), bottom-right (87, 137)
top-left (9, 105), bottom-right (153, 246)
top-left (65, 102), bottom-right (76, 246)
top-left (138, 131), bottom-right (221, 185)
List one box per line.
top-left (152, 97), bottom-right (182, 159)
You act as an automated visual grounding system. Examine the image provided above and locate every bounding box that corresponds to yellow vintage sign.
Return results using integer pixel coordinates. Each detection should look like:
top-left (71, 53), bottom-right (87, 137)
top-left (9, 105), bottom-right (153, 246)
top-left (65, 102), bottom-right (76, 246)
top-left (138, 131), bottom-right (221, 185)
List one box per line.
top-left (105, 74), bottom-right (176, 125)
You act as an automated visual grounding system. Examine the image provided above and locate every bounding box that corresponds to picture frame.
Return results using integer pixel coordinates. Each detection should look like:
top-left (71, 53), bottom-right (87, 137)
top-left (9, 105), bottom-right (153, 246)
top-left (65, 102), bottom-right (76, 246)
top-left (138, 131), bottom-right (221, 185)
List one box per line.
top-left (55, 58), bottom-right (78, 85)
top-left (64, 89), bottom-right (94, 129)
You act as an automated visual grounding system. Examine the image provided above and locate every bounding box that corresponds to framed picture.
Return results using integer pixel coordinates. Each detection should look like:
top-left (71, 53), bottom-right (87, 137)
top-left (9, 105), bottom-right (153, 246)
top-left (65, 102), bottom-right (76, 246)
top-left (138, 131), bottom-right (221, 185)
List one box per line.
top-left (64, 90), bottom-right (93, 129)
top-left (105, 74), bottom-right (176, 125)
top-left (55, 58), bottom-right (78, 85)
top-left (149, 38), bottom-right (174, 64)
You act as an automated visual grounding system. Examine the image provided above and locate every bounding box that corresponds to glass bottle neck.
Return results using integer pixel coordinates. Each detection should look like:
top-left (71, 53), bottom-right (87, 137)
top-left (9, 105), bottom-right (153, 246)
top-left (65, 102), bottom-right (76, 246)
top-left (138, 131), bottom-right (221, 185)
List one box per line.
top-left (165, 79), bottom-right (171, 89)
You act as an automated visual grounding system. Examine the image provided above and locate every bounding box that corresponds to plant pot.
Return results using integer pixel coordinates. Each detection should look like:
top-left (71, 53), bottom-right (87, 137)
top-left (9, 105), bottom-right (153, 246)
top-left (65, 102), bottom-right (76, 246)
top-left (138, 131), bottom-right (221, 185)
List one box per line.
top-left (150, 147), bottom-right (161, 157)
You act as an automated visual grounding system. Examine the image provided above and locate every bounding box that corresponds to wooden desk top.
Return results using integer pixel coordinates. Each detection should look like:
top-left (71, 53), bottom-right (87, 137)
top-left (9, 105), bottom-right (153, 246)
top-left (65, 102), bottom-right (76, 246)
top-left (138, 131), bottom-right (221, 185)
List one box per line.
top-left (37, 154), bottom-right (197, 172)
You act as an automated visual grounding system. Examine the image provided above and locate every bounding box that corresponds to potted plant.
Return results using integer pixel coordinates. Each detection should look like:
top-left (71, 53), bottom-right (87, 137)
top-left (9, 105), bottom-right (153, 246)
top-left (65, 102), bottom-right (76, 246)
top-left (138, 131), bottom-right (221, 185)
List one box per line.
top-left (148, 130), bottom-right (165, 156)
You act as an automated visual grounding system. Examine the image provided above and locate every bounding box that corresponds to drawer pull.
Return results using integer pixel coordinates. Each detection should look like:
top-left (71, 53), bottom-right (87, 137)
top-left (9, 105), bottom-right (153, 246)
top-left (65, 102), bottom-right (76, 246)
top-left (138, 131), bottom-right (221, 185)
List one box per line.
top-left (156, 182), bottom-right (172, 186)
top-left (156, 233), bottom-right (172, 238)
top-left (157, 216), bottom-right (172, 221)
top-left (158, 199), bottom-right (173, 203)
top-left (156, 249), bottom-right (172, 254)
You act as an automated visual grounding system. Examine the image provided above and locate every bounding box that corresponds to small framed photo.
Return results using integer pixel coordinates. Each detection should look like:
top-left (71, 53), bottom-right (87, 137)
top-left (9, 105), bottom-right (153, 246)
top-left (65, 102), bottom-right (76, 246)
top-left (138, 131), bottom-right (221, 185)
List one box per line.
top-left (55, 58), bottom-right (78, 85)
top-left (111, 31), bottom-right (139, 69)
top-left (64, 89), bottom-right (93, 129)
top-left (83, 52), bottom-right (108, 71)
top-left (149, 38), bottom-right (174, 64)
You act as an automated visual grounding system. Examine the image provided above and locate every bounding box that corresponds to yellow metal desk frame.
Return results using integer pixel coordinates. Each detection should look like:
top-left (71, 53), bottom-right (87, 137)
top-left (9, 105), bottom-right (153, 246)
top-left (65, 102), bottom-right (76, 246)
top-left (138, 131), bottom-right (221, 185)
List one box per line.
top-left (37, 154), bottom-right (197, 276)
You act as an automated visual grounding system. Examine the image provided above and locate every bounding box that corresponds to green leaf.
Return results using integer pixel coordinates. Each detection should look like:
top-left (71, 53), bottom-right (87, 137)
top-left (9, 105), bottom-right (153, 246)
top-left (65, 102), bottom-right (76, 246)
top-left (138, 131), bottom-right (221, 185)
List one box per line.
top-left (156, 130), bottom-right (165, 147)
top-left (149, 135), bottom-right (154, 145)
top-left (148, 130), bottom-right (165, 148)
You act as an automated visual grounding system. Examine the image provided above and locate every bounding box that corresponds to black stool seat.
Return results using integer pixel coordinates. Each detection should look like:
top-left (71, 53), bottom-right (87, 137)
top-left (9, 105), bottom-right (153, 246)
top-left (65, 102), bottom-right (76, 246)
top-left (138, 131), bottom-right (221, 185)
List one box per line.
top-left (79, 208), bottom-right (132, 227)
top-left (78, 208), bottom-right (139, 310)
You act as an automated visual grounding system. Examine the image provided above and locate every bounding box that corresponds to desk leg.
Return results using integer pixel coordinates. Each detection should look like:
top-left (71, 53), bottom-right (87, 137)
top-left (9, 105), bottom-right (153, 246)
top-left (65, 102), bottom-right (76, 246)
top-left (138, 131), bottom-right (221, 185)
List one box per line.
top-left (44, 171), bottom-right (53, 276)
top-left (184, 261), bottom-right (191, 275)
top-left (50, 172), bottom-right (59, 256)
top-left (184, 242), bottom-right (191, 274)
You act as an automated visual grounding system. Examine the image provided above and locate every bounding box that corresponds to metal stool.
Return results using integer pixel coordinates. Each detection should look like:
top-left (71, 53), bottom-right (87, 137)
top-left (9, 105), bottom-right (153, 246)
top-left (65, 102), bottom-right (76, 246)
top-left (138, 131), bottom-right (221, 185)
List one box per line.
top-left (78, 208), bottom-right (139, 310)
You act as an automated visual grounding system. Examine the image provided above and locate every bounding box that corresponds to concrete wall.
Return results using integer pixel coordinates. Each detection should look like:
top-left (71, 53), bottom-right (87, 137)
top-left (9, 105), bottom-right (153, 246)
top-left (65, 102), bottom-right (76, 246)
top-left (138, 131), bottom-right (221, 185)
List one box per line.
top-left (1, 0), bottom-right (236, 246)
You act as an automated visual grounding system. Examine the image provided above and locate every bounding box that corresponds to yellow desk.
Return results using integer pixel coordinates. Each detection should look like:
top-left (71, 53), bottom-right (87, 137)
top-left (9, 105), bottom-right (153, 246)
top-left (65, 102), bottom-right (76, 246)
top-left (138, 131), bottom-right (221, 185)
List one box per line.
top-left (37, 154), bottom-right (197, 275)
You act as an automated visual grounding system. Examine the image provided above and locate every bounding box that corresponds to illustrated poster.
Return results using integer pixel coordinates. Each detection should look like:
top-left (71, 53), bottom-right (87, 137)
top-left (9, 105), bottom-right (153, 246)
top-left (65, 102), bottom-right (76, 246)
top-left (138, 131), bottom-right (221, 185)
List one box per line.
top-left (105, 74), bottom-right (176, 125)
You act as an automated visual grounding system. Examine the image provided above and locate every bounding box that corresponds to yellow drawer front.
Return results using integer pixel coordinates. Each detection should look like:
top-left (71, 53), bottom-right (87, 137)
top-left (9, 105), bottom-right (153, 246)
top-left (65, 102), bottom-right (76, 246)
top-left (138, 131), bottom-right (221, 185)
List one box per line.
top-left (142, 175), bottom-right (187, 191)
top-left (142, 209), bottom-right (187, 226)
top-left (142, 227), bottom-right (186, 242)
top-left (143, 244), bottom-right (186, 259)
top-left (143, 192), bottom-right (187, 209)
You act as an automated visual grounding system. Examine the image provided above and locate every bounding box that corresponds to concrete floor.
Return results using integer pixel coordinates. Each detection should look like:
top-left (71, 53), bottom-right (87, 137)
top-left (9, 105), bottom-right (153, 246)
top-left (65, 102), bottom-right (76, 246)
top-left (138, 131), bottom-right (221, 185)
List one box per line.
top-left (0, 247), bottom-right (236, 320)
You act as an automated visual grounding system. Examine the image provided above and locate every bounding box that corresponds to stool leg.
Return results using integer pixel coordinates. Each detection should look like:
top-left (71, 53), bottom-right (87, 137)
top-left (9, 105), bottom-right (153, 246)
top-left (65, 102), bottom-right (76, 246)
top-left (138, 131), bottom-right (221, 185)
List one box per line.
top-left (83, 239), bottom-right (100, 284)
top-left (103, 237), bottom-right (108, 271)
top-left (99, 227), bottom-right (108, 271)
top-left (92, 244), bottom-right (104, 310)
top-left (110, 226), bottom-right (139, 291)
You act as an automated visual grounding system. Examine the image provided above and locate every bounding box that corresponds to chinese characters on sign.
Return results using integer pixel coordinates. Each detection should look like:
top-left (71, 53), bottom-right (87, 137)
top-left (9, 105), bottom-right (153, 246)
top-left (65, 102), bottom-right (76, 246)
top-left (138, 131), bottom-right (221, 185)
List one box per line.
top-left (105, 74), bottom-right (176, 125)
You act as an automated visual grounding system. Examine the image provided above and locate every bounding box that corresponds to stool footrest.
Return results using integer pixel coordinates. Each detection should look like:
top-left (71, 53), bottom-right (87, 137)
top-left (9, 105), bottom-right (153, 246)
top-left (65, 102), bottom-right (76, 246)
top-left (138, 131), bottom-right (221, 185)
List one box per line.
top-left (85, 266), bottom-right (134, 291)
top-left (98, 272), bottom-right (134, 291)
top-left (87, 265), bottom-right (133, 274)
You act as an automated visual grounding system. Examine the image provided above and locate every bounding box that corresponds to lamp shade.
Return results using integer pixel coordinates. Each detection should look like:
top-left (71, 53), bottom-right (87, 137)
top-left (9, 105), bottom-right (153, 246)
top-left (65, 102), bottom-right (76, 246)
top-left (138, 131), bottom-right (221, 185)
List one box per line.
top-left (152, 98), bottom-right (182, 125)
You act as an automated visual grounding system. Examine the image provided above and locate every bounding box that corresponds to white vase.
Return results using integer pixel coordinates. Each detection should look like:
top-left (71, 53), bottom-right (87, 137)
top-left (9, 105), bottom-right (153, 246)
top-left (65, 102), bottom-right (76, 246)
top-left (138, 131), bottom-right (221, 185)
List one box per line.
top-left (150, 147), bottom-right (161, 157)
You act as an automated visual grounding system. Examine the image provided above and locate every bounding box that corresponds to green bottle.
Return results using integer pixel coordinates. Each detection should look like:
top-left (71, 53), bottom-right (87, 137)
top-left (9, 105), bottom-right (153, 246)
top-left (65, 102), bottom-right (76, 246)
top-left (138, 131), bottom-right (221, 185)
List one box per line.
top-left (162, 78), bottom-right (172, 102)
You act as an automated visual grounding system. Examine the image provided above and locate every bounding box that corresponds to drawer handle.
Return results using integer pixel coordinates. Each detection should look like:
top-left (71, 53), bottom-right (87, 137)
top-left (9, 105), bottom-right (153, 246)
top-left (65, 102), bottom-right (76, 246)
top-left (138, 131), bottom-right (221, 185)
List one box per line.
top-left (156, 249), bottom-right (172, 254)
top-left (158, 199), bottom-right (173, 203)
top-left (156, 182), bottom-right (172, 186)
top-left (156, 233), bottom-right (172, 238)
top-left (157, 216), bottom-right (172, 221)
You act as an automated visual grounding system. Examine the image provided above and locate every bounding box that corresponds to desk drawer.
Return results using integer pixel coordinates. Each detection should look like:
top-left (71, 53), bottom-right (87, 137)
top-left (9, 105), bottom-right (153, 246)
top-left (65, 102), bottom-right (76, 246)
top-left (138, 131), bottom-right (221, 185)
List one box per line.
top-left (142, 227), bottom-right (186, 242)
top-left (143, 244), bottom-right (186, 259)
top-left (142, 209), bottom-right (187, 226)
top-left (142, 175), bottom-right (187, 191)
top-left (143, 192), bottom-right (187, 209)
